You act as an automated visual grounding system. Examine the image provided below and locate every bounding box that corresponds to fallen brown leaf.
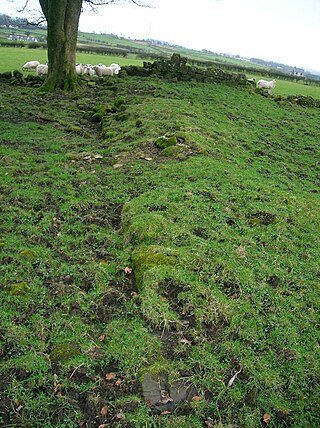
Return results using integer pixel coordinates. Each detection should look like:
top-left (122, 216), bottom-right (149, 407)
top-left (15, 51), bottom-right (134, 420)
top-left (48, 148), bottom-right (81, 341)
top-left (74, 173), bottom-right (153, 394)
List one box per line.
top-left (263, 413), bottom-right (271, 424)
top-left (124, 266), bottom-right (132, 274)
top-left (115, 380), bottom-right (122, 386)
top-left (105, 372), bottom-right (116, 381)
top-left (100, 406), bottom-right (109, 416)
top-left (191, 395), bottom-right (203, 402)
top-left (115, 411), bottom-right (126, 421)
top-left (205, 417), bottom-right (214, 428)
top-left (98, 334), bottom-right (105, 342)
top-left (160, 410), bottom-right (171, 415)
top-left (227, 367), bottom-right (242, 387)
top-left (236, 244), bottom-right (247, 258)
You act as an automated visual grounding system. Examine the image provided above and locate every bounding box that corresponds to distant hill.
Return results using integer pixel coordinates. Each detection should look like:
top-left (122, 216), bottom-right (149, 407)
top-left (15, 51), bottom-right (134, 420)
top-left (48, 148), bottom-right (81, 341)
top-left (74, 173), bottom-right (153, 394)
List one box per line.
top-left (0, 13), bottom-right (319, 81)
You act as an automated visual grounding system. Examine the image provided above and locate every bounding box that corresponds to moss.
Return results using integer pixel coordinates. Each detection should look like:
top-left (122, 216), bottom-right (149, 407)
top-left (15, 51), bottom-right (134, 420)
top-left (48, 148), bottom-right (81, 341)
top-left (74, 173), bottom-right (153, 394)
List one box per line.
top-left (139, 360), bottom-right (173, 384)
top-left (124, 213), bottom-right (169, 245)
top-left (131, 246), bottom-right (177, 291)
top-left (5, 282), bottom-right (28, 296)
top-left (113, 95), bottom-right (126, 110)
top-left (175, 132), bottom-right (187, 143)
top-left (155, 135), bottom-right (177, 149)
top-left (198, 148), bottom-right (209, 155)
top-left (115, 112), bottom-right (129, 121)
top-left (0, 71), bottom-right (12, 80)
top-left (247, 212), bottom-right (276, 226)
top-left (13, 70), bottom-right (23, 79)
top-left (90, 104), bottom-right (107, 122)
top-left (162, 145), bottom-right (184, 157)
top-left (49, 343), bottom-right (81, 364)
top-left (19, 249), bottom-right (38, 260)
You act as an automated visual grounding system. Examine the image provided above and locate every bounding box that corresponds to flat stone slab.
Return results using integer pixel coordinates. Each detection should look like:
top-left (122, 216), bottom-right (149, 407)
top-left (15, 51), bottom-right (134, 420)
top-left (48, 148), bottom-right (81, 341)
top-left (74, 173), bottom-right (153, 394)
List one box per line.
top-left (142, 372), bottom-right (198, 413)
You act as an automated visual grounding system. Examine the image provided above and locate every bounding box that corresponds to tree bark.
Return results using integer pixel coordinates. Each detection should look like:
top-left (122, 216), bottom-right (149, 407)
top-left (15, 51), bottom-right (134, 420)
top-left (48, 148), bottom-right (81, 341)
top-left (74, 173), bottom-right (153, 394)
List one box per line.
top-left (39, 0), bottom-right (83, 91)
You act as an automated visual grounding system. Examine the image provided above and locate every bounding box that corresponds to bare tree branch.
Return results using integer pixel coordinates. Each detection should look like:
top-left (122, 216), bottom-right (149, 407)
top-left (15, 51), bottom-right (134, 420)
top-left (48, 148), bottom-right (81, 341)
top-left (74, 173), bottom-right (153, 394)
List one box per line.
top-left (84, 0), bottom-right (151, 7)
top-left (17, 0), bottom-right (30, 13)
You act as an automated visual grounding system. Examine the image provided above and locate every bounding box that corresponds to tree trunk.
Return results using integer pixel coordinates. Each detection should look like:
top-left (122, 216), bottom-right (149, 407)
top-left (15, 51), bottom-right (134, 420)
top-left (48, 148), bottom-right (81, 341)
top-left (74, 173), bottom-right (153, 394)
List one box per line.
top-left (39, 0), bottom-right (83, 91)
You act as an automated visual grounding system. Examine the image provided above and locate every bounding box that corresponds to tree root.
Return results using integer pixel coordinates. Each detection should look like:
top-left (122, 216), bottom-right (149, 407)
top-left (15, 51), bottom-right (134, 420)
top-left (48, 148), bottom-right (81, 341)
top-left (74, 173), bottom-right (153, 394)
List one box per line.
top-left (15, 106), bottom-right (93, 138)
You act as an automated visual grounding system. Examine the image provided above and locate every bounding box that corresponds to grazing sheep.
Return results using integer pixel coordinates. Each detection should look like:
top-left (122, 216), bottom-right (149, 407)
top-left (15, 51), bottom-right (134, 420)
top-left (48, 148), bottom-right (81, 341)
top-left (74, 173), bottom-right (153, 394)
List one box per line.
top-left (22, 60), bottom-right (40, 70)
top-left (83, 65), bottom-right (96, 77)
top-left (36, 64), bottom-right (48, 76)
top-left (257, 79), bottom-right (276, 94)
top-left (110, 63), bottom-right (121, 74)
top-left (75, 64), bottom-right (85, 75)
top-left (93, 65), bottom-right (114, 77)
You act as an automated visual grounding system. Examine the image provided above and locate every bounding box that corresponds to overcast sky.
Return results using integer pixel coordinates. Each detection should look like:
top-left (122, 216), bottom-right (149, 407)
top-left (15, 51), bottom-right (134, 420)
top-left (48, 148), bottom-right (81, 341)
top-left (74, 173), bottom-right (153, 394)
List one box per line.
top-left (2, 0), bottom-right (320, 71)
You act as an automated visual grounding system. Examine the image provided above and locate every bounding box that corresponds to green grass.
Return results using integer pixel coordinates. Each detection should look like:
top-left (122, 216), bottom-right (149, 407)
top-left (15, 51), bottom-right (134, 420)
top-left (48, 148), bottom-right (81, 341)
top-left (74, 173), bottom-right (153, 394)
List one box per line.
top-left (2, 44), bottom-right (320, 99)
top-left (249, 73), bottom-right (320, 98)
top-left (0, 73), bottom-right (319, 428)
top-left (0, 46), bottom-right (145, 73)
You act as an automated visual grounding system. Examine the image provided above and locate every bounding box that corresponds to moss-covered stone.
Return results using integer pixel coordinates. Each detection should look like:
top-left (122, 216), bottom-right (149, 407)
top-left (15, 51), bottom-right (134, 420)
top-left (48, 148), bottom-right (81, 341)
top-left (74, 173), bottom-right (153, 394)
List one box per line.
top-left (140, 368), bottom-right (198, 411)
top-left (13, 70), bottom-right (23, 79)
top-left (247, 212), bottom-right (276, 226)
top-left (162, 145), bottom-right (184, 157)
top-left (49, 343), bottom-right (81, 364)
top-left (5, 282), bottom-right (28, 296)
top-left (90, 104), bottom-right (107, 122)
top-left (0, 71), bottom-right (12, 80)
top-left (124, 213), bottom-right (169, 245)
top-left (155, 136), bottom-right (177, 149)
top-left (113, 95), bottom-right (126, 110)
top-left (19, 249), bottom-right (38, 260)
top-left (131, 246), bottom-right (177, 291)
top-left (115, 112), bottom-right (129, 121)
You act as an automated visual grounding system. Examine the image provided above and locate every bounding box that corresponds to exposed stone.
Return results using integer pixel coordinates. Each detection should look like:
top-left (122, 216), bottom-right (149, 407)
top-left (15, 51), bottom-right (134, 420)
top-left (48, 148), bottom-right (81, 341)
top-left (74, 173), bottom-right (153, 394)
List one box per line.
top-left (155, 136), bottom-right (177, 149)
top-left (0, 71), bottom-right (12, 80)
top-left (131, 245), bottom-right (176, 291)
top-left (13, 70), bottom-right (23, 79)
top-left (141, 371), bottom-right (198, 413)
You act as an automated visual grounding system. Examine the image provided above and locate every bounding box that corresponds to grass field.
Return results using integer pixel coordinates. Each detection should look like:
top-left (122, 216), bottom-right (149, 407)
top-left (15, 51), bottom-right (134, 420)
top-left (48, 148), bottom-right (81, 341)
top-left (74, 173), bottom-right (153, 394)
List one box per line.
top-left (0, 67), bottom-right (319, 427)
top-left (0, 46), bottom-right (144, 73)
top-left (2, 44), bottom-right (320, 99)
top-left (248, 73), bottom-right (320, 98)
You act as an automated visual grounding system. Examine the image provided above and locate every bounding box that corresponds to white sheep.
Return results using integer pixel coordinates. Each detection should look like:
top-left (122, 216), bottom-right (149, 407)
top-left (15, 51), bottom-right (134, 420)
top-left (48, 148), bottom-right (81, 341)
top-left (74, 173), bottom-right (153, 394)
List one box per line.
top-left (257, 79), bottom-right (276, 94)
top-left (93, 65), bottom-right (114, 77)
top-left (36, 64), bottom-right (48, 76)
top-left (22, 60), bottom-right (40, 70)
top-left (110, 63), bottom-right (121, 75)
top-left (83, 65), bottom-right (96, 77)
top-left (75, 64), bottom-right (85, 75)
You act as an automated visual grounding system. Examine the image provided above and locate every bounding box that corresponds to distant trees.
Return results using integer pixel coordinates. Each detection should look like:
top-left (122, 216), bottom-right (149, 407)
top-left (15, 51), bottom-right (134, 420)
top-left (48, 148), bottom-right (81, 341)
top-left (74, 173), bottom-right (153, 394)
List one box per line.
top-left (0, 13), bottom-right (29, 27)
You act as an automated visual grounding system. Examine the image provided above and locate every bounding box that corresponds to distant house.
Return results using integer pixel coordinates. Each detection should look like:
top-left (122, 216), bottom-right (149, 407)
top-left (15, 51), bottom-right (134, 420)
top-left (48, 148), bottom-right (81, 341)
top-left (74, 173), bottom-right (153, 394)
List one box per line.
top-left (291, 67), bottom-right (305, 77)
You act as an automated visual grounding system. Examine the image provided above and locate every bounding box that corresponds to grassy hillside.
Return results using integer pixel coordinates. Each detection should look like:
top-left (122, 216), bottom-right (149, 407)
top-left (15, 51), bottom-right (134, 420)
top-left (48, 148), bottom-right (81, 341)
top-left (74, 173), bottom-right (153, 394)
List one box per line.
top-left (0, 27), bottom-right (300, 70)
top-left (0, 70), bottom-right (319, 427)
